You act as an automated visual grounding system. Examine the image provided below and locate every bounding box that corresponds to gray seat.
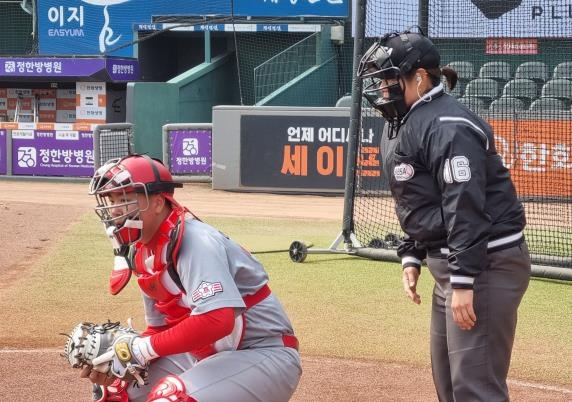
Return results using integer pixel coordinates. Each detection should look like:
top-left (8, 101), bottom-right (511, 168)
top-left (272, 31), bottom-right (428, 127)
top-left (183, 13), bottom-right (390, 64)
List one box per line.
top-left (540, 79), bottom-right (572, 106)
top-left (478, 61), bottom-right (512, 83)
top-left (552, 62), bottom-right (572, 80)
top-left (501, 79), bottom-right (538, 106)
top-left (442, 76), bottom-right (463, 98)
top-left (458, 96), bottom-right (489, 113)
top-left (488, 97), bottom-right (526, 114)
top-left (464, 78), bottom-right (500, 103)
top-left (529, 97), bottom-right (568, 112)
top-left (514, 61), bottom-right (550, 83)
top-left (446, 61), bottom-right (475, 81)
top-left (447, 84), bottom-right (463, 98)
top-left (335, 95), bottom-right (352, 107)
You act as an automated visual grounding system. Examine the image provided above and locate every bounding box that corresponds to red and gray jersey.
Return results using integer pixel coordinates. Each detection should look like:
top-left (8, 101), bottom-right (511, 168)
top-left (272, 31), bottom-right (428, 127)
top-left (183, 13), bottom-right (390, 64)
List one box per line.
top-left (142, 217), bottom-right (295, 350)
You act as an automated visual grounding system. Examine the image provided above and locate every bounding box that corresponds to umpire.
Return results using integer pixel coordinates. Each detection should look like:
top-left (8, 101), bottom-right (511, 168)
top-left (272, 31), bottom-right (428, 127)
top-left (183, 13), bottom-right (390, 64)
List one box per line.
top-left (357, 28), bottom-right (531, 402)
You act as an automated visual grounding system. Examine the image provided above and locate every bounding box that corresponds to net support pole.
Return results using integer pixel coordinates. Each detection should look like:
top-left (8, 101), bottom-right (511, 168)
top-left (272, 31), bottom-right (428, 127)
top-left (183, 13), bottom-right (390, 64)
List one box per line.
top-left (418, 0), bottom-right (429, 33)
top-left (288, 1), bottom-right (366, 261)
top-left (341, 0), bottom-right (367, 247)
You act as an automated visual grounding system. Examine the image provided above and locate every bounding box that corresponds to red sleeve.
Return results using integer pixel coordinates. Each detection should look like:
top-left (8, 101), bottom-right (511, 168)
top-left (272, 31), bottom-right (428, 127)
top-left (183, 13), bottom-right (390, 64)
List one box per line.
top-left (149, 307), bottom-right (235, 357)
top-left (141, 325), bottom-right (169, 336)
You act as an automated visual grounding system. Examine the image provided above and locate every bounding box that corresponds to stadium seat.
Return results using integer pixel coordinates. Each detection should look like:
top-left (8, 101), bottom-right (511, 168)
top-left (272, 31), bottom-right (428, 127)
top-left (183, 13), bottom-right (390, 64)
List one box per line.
top-left (447, 84), bottom-right (463, 98)
top-left (478, 61), bottom-right (512, 83)
top-left (458, 96), bottom-right (489, 114)
top-left (514, 61), bottom-right (550, 83)
top-left (552, 61), bottom-right (572, 80)
top-left (501, 79), bottom-right (538, 106)
top-left (540, 79), bottom-right (572, 107)
top-left (529, 97), bottom-right (568, 112)
top-left (488, 97), bottom-right (526, 114)
top-left (463, 78), bottom-right (500, 104)
top-left (446, 61), bottom-right (475, 82)
top-left (335, 95), bottom-right (352, 107)
top-left (442, 76), bottom-right (463, 98)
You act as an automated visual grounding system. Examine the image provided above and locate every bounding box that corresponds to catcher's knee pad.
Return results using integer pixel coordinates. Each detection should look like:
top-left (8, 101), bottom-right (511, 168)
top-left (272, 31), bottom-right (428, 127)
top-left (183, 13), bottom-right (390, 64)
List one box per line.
top-left (92, 379), bottom-right (129, 402)
top-left (147, 375), bottom-right (196, 402)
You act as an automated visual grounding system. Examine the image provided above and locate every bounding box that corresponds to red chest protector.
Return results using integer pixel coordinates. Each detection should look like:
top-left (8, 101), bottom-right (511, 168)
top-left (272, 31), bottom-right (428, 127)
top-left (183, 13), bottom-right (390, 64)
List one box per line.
top-left (134, 207), bottom-right (190, 327)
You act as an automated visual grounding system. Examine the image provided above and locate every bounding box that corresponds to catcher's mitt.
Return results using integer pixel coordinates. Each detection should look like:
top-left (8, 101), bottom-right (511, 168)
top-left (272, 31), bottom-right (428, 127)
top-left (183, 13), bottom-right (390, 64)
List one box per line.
top-left (61, 320), bottom-right (148, 385)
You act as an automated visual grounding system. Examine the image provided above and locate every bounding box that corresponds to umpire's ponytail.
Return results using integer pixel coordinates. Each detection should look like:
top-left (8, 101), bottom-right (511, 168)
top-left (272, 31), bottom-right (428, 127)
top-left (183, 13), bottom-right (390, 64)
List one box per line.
top-left (441, 66), bottom-right (458, 91)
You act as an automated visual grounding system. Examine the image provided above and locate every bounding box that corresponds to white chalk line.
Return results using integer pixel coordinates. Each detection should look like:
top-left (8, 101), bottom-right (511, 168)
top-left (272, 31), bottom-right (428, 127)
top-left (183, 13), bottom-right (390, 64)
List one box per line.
top-left (507, 379), bottom-right (572, 394)
top-left (1, 348), bottom-right (571, 394)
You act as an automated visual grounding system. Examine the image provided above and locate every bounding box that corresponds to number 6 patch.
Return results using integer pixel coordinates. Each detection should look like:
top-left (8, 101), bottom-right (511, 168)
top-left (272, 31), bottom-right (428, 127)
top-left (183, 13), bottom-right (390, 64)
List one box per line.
top-left (443, 156), bottom-right (471, 183)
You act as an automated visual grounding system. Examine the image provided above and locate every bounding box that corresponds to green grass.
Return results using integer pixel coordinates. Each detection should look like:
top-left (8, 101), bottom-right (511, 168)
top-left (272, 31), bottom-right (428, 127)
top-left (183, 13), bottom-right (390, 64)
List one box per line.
top-left (0, 213), bottom-right (570, 386)
top-left (525, 227), bottom-right (572, 258)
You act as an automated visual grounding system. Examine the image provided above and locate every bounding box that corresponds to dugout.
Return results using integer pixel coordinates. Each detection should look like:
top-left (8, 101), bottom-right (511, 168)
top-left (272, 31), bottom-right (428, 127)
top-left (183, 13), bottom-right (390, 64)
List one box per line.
top-left (127, 23), bottom-right (351, 159)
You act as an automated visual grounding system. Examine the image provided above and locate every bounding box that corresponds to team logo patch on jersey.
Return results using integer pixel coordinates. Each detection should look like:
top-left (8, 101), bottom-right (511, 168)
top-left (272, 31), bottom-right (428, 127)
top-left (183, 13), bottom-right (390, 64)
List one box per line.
top-left (192, 281), bottom-right (223, 302)
top-left (394, 163), bottom-right (415, 181)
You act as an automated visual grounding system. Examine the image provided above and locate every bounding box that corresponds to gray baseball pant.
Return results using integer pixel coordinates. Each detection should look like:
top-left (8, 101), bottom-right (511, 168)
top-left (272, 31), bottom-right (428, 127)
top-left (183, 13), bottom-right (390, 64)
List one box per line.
top-left (426, 242), bottom-right (530, 402)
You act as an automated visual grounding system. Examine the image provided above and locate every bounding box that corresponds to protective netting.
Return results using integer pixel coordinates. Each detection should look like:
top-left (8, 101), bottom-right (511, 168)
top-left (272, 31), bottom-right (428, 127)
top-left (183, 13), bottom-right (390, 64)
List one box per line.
top-left (0, 1), bottom-right (34, 55)
top-left (93, 124), bottom-right (134, 169)
top-left (353, 0), bottom-right (572, 268)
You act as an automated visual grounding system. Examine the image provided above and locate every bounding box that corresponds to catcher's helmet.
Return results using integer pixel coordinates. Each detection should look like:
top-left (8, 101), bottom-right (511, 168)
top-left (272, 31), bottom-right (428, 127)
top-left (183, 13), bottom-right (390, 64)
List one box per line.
top-left (357, 28), bottom-right (440, 132)
top-left (89, 154), bottom-right (182, 246)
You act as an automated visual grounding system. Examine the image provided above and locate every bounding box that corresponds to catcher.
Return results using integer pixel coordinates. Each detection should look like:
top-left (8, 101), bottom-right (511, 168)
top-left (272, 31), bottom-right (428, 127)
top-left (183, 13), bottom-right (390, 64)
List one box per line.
top-left (65, 154), bottom-right (301, 402)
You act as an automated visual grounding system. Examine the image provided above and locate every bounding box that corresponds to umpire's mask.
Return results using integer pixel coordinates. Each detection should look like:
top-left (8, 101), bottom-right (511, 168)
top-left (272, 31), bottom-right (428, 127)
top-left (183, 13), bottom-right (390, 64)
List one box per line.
top-left (357, 28), bottom-right (440, 137)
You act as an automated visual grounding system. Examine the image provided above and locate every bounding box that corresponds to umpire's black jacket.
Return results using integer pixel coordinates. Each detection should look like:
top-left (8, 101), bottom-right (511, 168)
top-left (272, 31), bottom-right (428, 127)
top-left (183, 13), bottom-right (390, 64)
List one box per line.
top-left (383, 84), bottom-right (526, 289)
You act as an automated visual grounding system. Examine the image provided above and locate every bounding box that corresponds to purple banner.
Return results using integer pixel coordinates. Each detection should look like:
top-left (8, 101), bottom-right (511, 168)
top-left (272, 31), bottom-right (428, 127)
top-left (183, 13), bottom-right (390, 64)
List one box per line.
top-left (106, 59), bottom-right (139, 81)
top-left (0, 57), bottom-right (139, 81)
top-left (11, 130), bottom-right (94, 177)
top-left (168, 129), bottom-right (212, 175)
top-left (0, 130), bottom-right (6, 175)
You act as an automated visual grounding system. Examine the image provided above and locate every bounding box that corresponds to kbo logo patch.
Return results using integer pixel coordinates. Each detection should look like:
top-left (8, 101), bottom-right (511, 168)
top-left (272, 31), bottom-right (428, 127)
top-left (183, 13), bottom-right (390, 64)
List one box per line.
top-left (192, 281), bottom-right (223, 302)
top-left (394, 163), bottom-right (414, 181)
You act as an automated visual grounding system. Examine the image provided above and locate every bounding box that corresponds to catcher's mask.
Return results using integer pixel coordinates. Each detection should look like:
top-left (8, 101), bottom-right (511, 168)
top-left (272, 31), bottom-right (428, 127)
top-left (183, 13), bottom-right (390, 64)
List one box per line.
top-left (89, 154), bottom-right (182, 246)
top-left (357, 27), bottom-right (440, 137)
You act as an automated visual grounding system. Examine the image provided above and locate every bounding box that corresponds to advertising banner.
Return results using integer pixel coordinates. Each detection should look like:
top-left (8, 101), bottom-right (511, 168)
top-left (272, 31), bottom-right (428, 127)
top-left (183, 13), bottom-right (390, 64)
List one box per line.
top-left (76, 82), bottom-right (106, 124)
top-left (429, 0), bottom-right (572, 38)
top-left (485, 38), bottom-right (538, 55)
top-left (240, 115), bottom-right (382, 190)
top-left (233, 0), bottom-right (348, 18)
top-left (11, 130), bottom-right (94, 177)
top-left (38, 1), bottom-right (349, 57)
top-left (0, 57), bottom-right (138, 81)
top-left (489, 117), bottom-right (572, 197)
top-left (168, 129), bottom-right (212, 175)
top-left (0, 129), bottom-right (6, 175)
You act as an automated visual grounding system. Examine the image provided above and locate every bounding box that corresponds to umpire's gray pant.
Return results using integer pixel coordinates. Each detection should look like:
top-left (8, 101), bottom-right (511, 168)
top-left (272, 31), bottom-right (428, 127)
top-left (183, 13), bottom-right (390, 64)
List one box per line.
top-left (426, 242), bottom-right (530, 402)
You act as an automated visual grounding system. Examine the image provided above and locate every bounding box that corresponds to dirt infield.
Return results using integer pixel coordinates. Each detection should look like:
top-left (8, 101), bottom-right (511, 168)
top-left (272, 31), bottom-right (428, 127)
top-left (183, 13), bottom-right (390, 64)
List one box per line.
top-left (0, 180), bottom-right (570, 401)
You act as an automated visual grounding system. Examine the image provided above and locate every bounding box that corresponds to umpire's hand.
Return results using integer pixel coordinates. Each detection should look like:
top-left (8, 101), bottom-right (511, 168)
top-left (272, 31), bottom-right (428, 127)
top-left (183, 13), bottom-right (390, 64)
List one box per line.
top-left (451, 289), bottom-right (477, 330)
top-left (402, 267), bottom-right (421, 305)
